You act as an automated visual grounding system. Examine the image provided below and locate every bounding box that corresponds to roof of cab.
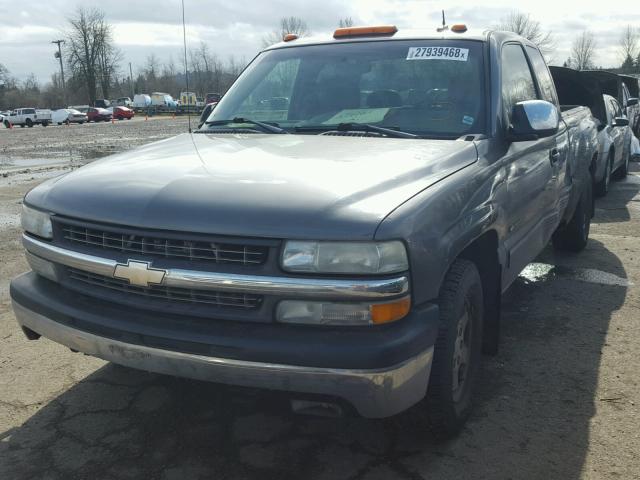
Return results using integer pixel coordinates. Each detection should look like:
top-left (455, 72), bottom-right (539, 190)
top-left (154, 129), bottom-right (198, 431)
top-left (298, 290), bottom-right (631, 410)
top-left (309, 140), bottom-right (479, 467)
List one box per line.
top-left (263, 28), bottom-right (528, 51)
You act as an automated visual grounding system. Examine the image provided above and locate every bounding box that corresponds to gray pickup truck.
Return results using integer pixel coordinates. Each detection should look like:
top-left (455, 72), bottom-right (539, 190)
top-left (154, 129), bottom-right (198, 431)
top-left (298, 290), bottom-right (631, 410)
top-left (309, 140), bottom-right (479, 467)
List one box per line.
top-left (10, 26), bottom-right (598, 436)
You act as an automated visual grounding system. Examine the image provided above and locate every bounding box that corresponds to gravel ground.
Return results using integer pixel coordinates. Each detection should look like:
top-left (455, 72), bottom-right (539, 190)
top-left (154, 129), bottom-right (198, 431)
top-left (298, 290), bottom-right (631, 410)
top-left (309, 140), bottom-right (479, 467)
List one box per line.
top-left (0, 121), bottom-right (639, 479)
top-left (0, 115), bottom-right (192, 171)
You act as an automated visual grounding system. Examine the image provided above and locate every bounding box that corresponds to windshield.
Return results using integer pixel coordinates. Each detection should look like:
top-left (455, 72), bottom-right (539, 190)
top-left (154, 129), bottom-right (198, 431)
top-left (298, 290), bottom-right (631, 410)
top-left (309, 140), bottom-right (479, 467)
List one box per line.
top-left (207, 40), bottom-right (486, 137)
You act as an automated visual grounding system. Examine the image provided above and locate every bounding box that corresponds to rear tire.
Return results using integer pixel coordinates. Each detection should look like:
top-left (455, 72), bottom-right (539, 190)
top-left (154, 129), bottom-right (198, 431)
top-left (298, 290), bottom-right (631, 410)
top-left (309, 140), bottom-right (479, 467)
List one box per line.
top-left (595, 151), bottom-right (613, 197)
top-left (426, 259), bottom-right (483, 438)
top-left (26, 118), bottom-right (33, 128)
top-left (3, 120), bottom-right (9, 128)
top-left (552, 178), bottom-right (592, 252)
top-left (615, 144), bottom-right (630, 179)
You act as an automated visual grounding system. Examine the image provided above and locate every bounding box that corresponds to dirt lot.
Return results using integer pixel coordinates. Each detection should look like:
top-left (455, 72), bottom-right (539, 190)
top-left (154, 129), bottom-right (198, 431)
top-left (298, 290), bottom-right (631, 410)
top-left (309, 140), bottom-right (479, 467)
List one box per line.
top-left (0, 121), bottom-right (639, 479)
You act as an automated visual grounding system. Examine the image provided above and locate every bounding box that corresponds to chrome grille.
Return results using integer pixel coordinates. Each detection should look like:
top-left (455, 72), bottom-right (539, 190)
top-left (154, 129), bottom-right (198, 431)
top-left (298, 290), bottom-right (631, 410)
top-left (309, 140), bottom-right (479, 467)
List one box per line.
top-left (59, 223), bottom-right (268, 266)
top-left (67, 268), bottom-right (263, 309)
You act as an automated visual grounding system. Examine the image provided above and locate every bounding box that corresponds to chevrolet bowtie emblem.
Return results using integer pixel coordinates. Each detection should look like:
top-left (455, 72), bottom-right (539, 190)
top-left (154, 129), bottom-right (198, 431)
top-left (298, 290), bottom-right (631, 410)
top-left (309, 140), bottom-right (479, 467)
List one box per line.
top-left (113, 260), bottom-right (166, 287)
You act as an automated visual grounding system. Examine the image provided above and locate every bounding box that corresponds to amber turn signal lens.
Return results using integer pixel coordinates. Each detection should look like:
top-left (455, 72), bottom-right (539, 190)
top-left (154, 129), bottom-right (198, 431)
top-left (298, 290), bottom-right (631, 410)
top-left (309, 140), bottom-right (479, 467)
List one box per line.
top-left (371, 297), bottom-right (411, 325)
top-left (451, 24), bottom-right (468, 33)
top-left (334, 25), bottom-right (398, 38)
top-left (283, 33), bottom-right (298, 42)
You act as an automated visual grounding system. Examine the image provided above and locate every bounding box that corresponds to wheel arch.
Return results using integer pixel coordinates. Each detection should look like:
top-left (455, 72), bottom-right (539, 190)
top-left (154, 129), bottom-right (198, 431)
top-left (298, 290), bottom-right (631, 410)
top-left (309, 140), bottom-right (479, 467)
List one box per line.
top-left (455, 229), bottom-right (502, 355)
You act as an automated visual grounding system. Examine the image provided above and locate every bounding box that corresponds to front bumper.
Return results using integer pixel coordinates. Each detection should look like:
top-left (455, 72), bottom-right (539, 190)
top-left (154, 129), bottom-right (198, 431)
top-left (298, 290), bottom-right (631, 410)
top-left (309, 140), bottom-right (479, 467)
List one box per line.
top-left (10, 273), bottom-right (437, 418)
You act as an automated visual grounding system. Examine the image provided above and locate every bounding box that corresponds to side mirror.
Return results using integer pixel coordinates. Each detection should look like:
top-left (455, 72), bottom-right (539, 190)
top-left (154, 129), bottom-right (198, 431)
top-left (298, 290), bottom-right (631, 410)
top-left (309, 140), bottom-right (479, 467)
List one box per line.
top-left (628, 98), bottom-right (639, 107)
top-left (613, 117), bottom-right (629, 127)
top-left (509, 100), bottom-right (559, 141)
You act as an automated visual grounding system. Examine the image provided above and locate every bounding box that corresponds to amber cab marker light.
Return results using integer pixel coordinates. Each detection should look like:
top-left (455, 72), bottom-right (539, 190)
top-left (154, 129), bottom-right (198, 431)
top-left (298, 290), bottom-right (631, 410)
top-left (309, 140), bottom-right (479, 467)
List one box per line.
top-left (334, 25), bottom-right (398, 39)
top-left (283, 33), bottom-right (298, 42)
top-left (370, 297), bottom-right (411, 325)
top-left (451, 24), bottom-right (468, 33)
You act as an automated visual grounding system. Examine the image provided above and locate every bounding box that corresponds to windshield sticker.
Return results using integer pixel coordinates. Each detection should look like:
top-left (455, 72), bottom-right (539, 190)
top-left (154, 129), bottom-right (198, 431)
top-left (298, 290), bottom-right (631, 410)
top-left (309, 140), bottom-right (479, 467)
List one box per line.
top-left (407, 47), bottom-right (469, 61)
top-left (462, 115), bottom-right (474, 126)
top-left (324, 108), bottom-right (390, 125)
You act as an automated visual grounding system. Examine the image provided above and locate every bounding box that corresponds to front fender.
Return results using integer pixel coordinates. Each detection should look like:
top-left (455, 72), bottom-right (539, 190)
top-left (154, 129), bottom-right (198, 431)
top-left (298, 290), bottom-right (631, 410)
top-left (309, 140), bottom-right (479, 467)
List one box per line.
top-left (375, 155), bottom-right (507, 304)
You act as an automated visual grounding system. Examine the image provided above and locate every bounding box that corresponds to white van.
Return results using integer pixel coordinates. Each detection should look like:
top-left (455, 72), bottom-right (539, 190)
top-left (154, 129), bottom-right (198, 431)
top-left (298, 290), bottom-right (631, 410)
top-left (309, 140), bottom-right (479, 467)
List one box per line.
top-left (133, 94), bottom-right (151, 109)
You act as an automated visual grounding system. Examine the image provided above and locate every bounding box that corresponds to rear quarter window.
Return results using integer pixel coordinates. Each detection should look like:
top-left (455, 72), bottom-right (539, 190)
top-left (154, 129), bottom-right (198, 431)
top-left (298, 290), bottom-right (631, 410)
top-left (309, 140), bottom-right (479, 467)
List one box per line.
top-left (525, 46), bottom-right (557, 105)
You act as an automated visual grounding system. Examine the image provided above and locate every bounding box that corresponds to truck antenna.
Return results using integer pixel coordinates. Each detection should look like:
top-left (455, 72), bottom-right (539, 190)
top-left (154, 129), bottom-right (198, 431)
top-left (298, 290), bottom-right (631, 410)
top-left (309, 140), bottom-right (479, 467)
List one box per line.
top-left (181, 0), bottom-right (192, 133)
top-left (437, 10), bottom-right (448, 32)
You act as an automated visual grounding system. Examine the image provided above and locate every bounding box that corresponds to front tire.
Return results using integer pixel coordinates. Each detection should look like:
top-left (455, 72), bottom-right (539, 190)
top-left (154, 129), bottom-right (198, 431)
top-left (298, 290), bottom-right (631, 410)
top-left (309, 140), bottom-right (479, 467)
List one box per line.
top-left (426, 259), bottom-right (483, 438)
top-left (26, 118), bottom-right (33, 128)
top-left (552, 178), bottom-right (592, 252)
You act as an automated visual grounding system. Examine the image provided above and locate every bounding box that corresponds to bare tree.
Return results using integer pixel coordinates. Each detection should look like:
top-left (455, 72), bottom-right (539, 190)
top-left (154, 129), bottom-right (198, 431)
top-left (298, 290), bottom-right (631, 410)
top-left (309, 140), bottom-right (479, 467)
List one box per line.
top-left (262, 17), bottom-right (309, 47)
top-left (571, 31), bottom-right (597, 70)
top-left (496, 11), bottom-right (555, 57)
top-left (339, 17), bottom-right (354, 28)
top-left (619, 25), bottom-right (639, 69)
top-left (98, 37), bottom-right (121, 99)
top-left (145, 55), bottom-right (160, 81)
top-left (0, 63), bottom-right (9, 86)
top-left (66, 7), bottom-right (118, 103)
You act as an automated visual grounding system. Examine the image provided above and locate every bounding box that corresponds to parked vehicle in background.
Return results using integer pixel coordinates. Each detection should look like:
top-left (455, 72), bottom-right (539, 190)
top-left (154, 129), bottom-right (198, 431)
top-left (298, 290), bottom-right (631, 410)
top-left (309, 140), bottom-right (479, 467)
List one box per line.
top-left (95, 99), bottom-right (111, 109)
top-left (11, 27), bottom-right (598, 436)
top-left (151, 92), bottom-right (178, 109)
top-left (87, 107), bottom-right (112, 122)
top-left (115, 97), bottom-right (133, 108)
top-left (584, 71), bottom-right (639, 139)
top-left (180, 91), bottom-right (197, 106)
top-left (205, 92), bottom-right (222, 104)
top-left (551, 66), bottom-right (633, 197)
top-left (68, 105), bottom-right (90, 113)
top-left (3, 108), bottom-right (51, 128)
top-left (112, 106), bottom-right (134, 120)
top-left (133, 94), bottom-right (151, 109)
top-left (179, 91), bottom-right (203, 113)
top-left (619, 75), bottom-right (640, 136)
top-left (601, 94), bottom-right (633, 176)
top-left (52, 108), bottom-right (88, 125)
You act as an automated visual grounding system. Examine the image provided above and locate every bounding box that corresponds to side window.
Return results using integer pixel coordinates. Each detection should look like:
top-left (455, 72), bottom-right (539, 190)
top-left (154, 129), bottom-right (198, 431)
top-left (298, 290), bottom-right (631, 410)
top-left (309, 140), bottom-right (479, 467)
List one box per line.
top-left (501, 44), bottom-right (538, 122)
top-left (525, 46), bottom-right (557, 105)
top-left (612, 99), bottom-right (623, 118)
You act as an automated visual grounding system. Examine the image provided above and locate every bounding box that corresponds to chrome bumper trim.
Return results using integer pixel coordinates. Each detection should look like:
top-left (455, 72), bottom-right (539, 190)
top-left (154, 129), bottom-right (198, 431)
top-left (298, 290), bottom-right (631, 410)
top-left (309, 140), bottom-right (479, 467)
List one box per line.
top-left (12, 300), bottom-right (432, 418)
top-left (22, 234), bottom-right (409, 300)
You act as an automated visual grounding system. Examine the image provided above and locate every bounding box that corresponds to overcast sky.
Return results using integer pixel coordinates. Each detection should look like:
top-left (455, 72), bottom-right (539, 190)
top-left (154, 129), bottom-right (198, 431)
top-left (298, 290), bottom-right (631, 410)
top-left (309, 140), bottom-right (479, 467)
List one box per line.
top-left (1, 0), bottom-right (639, 83)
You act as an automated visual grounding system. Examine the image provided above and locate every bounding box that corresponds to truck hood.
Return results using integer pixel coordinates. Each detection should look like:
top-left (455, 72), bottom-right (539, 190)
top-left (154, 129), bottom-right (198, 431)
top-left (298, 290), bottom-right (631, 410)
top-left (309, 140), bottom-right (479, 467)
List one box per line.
top-left (27, 133), bottom-right (478, 240)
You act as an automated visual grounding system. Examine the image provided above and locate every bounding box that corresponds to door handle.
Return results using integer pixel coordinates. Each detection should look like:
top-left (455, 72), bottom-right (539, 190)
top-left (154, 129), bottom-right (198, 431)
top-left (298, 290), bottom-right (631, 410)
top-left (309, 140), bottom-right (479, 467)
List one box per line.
top-left (550, 148), bottom-right (561, 164)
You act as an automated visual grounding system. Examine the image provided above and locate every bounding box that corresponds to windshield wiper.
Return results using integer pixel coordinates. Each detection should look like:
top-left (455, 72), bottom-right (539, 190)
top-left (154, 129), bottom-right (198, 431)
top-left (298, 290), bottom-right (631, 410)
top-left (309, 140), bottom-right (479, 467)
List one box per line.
top-left (202, 117), bottom-right (289, 134)
top-left (295, 123), bottom-right (418, 139)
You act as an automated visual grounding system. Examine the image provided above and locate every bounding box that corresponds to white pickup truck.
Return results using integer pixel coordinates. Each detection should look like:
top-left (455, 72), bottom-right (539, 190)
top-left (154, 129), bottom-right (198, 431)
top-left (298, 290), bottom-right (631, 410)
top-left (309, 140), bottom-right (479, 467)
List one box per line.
top-left (3, 108), bottom-right (52, 128)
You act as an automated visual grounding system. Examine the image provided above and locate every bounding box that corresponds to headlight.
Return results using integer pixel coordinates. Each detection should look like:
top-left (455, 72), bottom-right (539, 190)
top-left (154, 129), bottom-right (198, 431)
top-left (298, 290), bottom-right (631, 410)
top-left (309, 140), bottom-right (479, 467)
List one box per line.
top-left (21, 204), bottom-right (53, 239)
top-left (276, 297), bottom-right (411, 326)
top-left (281, 241), bottom-right (408, 274)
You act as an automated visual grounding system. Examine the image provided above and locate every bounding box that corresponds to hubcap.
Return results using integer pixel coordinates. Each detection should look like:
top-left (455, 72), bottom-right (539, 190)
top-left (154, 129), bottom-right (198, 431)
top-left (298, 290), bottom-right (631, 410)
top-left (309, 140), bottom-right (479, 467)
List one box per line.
top-left (452, 305), bottom-right (472, 402)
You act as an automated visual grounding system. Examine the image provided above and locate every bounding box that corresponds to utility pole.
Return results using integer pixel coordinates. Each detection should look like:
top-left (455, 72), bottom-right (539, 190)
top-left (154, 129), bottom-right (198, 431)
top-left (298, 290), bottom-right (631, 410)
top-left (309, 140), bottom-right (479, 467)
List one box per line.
top-left (52, 40), bottom-right (66, 106)
top-left (129, 62), bottom-right (134, 98)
